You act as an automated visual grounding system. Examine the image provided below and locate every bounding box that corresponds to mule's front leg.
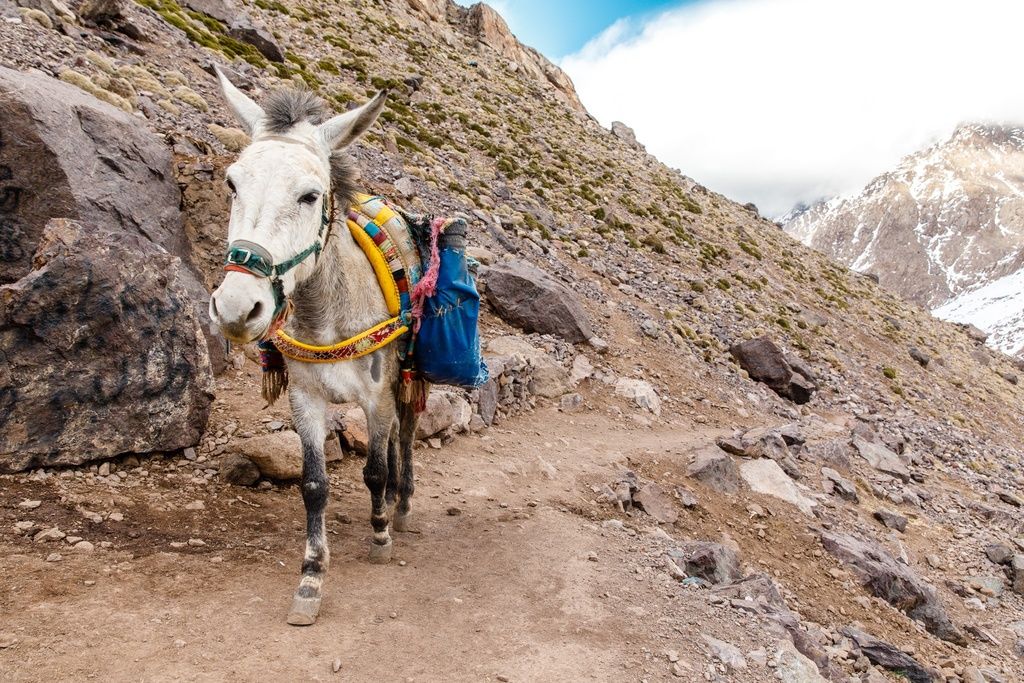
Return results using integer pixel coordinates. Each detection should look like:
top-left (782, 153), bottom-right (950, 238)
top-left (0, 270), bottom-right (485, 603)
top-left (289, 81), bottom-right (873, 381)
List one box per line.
top-left (287, 388), bottom-right (329, 626)
top-left (364, 407), bottom-right (397, 564)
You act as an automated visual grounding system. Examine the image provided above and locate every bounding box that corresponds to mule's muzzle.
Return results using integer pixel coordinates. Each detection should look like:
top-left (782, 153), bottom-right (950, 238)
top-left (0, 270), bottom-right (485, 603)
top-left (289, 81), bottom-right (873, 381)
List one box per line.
top-left (210, 273), bottom-right (274, 343)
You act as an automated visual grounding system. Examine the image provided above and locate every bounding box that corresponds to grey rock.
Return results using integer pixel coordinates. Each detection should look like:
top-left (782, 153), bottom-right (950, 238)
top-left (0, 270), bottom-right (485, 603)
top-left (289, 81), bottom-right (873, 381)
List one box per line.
top-left (0, 220), bottom-right (213, 472)
top-left (984, 543), bottom-right (1013, 566)
top-left (221, 453), bottom-right (260, 486)
top-left (729, 336), bottom-right (816, 404)
top-left (416, 390), bottom-right (472, 439)
top-left (822, 467), bottom-right (859, 502)
top-left (667, 541), bottom-right (742, 585)
top-left (633, 482), bottom-right (678, 524)
top-left (0, 66), bottom-right (221, 366)
top-left (908, 346), bottom-right (931, 367)
top-left (483, 260), bottom-right (593, 343)
top-left (687, 446), bottom-right (742, 494)
top-left (852, 436), bottom-right (911, 482)
top-left (1013, 555), bottom-right (1024, 595)
top-left (701, 635), bottom-right (746, 670)
top-left (873, 509), bottom-right (908, 532)
top-left (820, 531), bottom-right (964, 645)
top-left (840, 626), bottom-right (934, 683)
top-left (739, 459), bottom-right (816, 515)
top-left (613, 378), bottom-right (661, 415)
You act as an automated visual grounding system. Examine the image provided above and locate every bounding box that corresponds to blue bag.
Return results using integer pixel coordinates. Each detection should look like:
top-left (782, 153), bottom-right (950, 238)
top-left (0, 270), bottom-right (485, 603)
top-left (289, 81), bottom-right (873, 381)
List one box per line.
top-left (408, 216), bottom-right (489, 388)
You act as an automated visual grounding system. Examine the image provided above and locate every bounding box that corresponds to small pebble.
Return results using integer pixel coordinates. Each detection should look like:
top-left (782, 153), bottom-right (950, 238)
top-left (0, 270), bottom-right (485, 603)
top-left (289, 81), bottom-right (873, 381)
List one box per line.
top-left (332, 658), bottom-right (342, 673)
top-left (184, 501), bottom-right (205, 511)
top-left (447, 507), bottom-right (462, 516)
top-left (45, 553), bottom-right (62, 562)
top-left (398, 560), bottom-right (407, 567)
top-left (18, 500), bottom-right (41, 509)
top-left (108, 512), bottom-right (124, 522)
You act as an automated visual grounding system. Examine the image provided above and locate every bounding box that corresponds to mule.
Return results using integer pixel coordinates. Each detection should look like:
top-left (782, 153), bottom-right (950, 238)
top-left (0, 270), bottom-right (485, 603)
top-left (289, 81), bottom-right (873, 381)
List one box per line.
top-left (208, 69), bottom-right (417, 626)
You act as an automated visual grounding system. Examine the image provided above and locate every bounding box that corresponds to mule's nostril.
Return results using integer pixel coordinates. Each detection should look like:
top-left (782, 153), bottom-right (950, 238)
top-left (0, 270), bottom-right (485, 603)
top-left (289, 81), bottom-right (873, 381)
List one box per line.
top-left (247, 301), bottom-right (263, 322)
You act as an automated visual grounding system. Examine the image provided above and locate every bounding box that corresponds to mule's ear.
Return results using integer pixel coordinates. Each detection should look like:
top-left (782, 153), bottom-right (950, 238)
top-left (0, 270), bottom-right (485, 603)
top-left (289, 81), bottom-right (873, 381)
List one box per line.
top-left (215, 66), bottom-right (263, 135)
top-left (318, 89), bottom-right (388, 150)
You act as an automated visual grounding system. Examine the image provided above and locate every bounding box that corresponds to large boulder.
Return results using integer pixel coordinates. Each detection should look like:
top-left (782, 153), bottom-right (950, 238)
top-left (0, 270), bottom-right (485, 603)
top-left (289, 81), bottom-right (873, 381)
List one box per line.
top-left (0, 219), bottom-right (214, 472)
top-left (820, 530), bottom-right (965, 645)
top-left (0, 66), bottom-right (224, 370)
top-left (484, 260), bottom-right (593, 343)
top-left (730, 336), bottom-right (816, 404)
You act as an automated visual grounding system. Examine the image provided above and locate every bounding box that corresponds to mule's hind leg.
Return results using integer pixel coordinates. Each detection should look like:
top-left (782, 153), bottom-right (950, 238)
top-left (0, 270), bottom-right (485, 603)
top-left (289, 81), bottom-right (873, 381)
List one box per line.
top-left (364, 402), bottom-right (397, 564)
top-left (392, 401), bottom-right (418, 533)
top-left (287, 388), bottom-right (330, 626)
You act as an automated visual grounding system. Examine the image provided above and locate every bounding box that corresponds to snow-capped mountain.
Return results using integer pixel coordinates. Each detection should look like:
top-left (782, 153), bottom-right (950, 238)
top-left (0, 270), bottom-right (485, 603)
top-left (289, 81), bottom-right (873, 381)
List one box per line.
top-left (784, 124), bottom-right (1024, 356)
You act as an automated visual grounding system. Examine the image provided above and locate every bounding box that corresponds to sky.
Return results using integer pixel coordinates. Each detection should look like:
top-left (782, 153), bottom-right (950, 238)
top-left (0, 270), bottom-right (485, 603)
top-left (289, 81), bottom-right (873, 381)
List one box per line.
top-left (473, 0), bottom-right (1024, 218)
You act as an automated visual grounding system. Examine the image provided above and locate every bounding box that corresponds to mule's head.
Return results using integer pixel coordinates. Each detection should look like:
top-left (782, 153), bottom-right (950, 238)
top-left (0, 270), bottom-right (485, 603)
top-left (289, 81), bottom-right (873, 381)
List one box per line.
top-left (209, 68), bottom-right (387, 343)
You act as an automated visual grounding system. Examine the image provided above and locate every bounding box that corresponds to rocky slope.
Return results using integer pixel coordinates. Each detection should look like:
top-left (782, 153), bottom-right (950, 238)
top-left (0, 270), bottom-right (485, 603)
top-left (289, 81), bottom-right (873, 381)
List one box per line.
top-left (785, 124), bottom-right (1024, 355)
top-left (1, 0), bottom-right (1023, 681)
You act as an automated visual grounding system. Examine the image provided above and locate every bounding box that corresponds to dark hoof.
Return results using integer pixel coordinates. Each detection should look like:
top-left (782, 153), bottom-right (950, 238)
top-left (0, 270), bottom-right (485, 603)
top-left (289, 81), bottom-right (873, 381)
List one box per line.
top-left (286, 595), bottom-right (321, 626)
top-left (368, 539), bottom-right (393, 564)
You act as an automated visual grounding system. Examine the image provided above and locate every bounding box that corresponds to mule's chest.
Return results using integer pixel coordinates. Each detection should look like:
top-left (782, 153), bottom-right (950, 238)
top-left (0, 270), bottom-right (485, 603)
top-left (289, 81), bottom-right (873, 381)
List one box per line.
top-left (287, 349), bottom-right (393, 407)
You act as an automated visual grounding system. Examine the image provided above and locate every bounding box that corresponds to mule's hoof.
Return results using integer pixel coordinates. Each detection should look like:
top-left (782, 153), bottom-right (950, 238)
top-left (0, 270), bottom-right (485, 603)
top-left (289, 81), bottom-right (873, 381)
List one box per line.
top-left (392, 512), bottom-right (413, 533)
top-left (368, 539), bottom-right (393, 564)
top-left (286, 595), bottom-right (321, 626)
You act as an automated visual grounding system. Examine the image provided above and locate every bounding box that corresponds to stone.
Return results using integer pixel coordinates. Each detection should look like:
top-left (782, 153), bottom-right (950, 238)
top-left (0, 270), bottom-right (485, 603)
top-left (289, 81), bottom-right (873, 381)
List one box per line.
top-left (225, 19), bottom-right (285, 61)
top-left (0, 220), bottom-right (213, 472)
top-left (77, 0), bottom-right (146, 39)
top-left (687, 446), bottom-right (742, 494)
top-left (822, 467), bottom-right (859, 502)
top-left (558, 393), bottom-right (582, 412)
top-left (852, 437), bottom-right (911, 482)
top-left (729, 336), bottom-right (816, 403)
top-left (0, 66), bottom-right (223, 369)
top-left (1013, 555), bottom-right (1024, 595)
top-left (417, 390), bottom-right (472, 439)
top-left (740, 459), bottom-right (816, 515)
top-left (839, 627), bottom-right (933, 683)
top-left (613, 378), bottom-right (661, 415)
top-left (483, 260), bottom-right (593, 342)
top-left (569, 354), bottom-right (593, 385)
top-left (873, 509), bottom-right (908, 532)
top-left (393, 176), bottom-right (416, 198)
top-left (487, 335), bottom-right (569, 398)
top-left (338, 406), bottom-right (369, 456)
top-left (908, 346), bottom-right (930, 367)
top-left (220, 454), bottom-right (260, 486)
top-left (232, 430), bottom-right (341, 480)
top-left (701, 635), bottom-right (746, 671)
top-left (477, 377), bottom-right (498, 426)
top-left (773, 641), bottom-right (827, 682)
top-left (73, 540), bottom-right (95, 552)
top-left (667, 541), bottom-right (742, 585)
top-left (820, 531), bottom-right (964, 644)
top-left (632, 482), bottom-right (678, 524)
top-left (804, 438), bottom-right (854, 471)
top-left (610, 121), bottom-right (640, 147)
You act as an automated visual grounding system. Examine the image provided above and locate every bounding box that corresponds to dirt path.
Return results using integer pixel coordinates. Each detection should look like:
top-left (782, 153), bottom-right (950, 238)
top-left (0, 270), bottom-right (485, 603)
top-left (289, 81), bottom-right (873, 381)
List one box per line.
top-left (2, 409), bottom-right (782, 682)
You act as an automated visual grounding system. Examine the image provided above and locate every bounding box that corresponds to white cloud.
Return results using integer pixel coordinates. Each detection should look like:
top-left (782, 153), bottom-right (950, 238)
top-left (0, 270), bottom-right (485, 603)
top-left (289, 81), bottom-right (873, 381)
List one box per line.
top-left (561, 0), bottom-right (1024, 217)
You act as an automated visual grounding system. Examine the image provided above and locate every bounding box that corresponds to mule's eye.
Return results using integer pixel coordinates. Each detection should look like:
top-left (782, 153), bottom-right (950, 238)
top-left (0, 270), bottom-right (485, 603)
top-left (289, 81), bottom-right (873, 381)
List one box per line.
top-left (299, 191), bottom-right (320, 205)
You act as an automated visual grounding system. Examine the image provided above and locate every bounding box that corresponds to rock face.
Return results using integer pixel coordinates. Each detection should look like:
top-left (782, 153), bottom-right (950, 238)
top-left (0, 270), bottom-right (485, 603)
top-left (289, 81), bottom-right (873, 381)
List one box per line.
top-left (730, 336), bottom-right (816, 403)
top-left (819, 530), bottom-right (964, 645)
top-left (0, 66), bottom-right (222, 370)
top-left (0, 219), bottom-right (214, 472)
top-left (457, 3), bottom-right (585, 112)
top-left (0, 66), bottom-right (185, 285)
top-left (484, 260), bottom-right (594, 343)
top-left (180, 0), bottom-right (284, 61)
top-left (687, 446), bottom-right (742, 493)
top-left (785, 124), bottom-right (1024, 356)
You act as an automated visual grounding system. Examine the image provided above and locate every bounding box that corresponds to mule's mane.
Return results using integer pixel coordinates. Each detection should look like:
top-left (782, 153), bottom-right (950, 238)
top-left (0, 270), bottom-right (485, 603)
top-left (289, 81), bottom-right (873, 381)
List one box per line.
top-left (261, 88), bottom-right (357, 206)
